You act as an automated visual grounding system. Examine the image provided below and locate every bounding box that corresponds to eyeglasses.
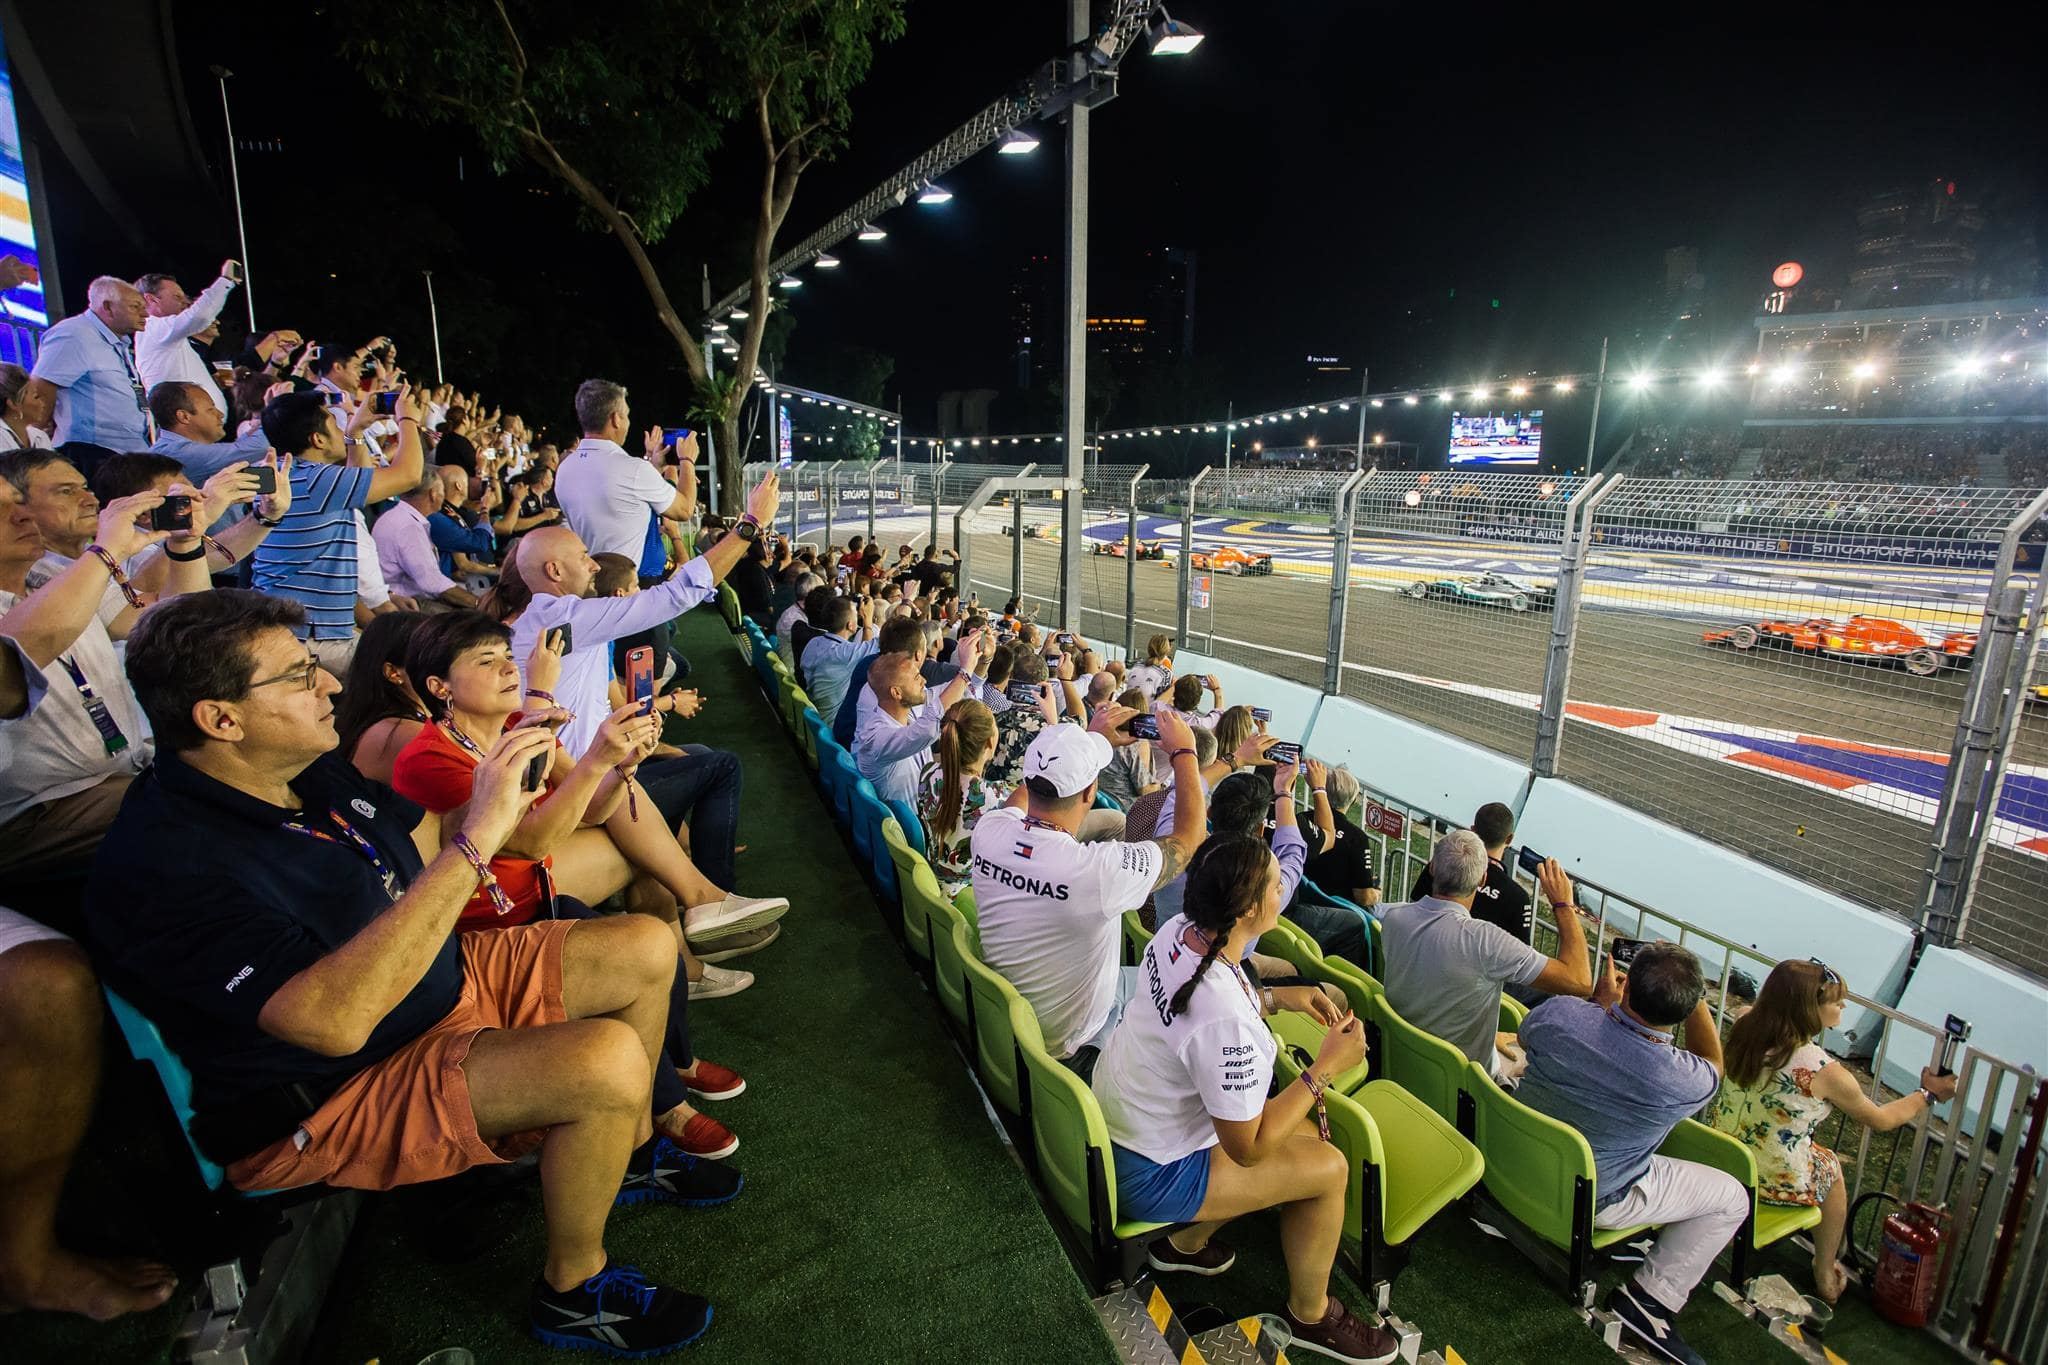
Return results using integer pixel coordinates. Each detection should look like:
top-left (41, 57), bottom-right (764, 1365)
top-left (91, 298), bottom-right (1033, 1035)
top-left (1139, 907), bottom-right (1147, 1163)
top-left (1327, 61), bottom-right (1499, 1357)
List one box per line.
top-left (1808, 957), bottom-right (1842, 989)
top-left (248, 654), bottom-right (324, 693)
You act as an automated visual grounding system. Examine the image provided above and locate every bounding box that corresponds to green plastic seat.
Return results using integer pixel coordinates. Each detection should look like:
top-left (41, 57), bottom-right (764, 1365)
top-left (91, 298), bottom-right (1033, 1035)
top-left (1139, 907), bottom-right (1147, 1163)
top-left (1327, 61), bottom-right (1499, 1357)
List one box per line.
top-left (1465, 1061), bottom-right (1652, 1304)
top-left (1272, 1047), bottom-right (1484, 1303)
top-left (1121, 910), bottom-right (1152, 966)
top-left (1659, 1112), bottom-right (1823, 1284)
top-left (897, 847), bottom-right (943, 964)
top-left (1301, 954), bottom-right (1382, 1020)
top-left (1018, 1035), bottom-right (1167, 1291)
top-left (715, 580), bottom-right (743, 631)
top-left (1259, 916), bottom-right (1324, 974)
top-left (1267, 1009), bottom-right (1369, 1095)
top-left (930, 903), bottom-right (975, 1035)
top-left (958, 946), bottom-right (1041, 1120)
top-left (1498, 993), bottom-right (1528, 1033)
top-left (1369, 995), bottom-right (1473, 1131)
top-left (952, 885), bottom-right (978, 932)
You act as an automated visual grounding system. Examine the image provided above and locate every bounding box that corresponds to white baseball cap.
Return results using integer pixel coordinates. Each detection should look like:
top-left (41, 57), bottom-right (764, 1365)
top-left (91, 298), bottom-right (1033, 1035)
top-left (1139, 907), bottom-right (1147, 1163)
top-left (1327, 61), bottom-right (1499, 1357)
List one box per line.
top-left (1021, 723), bottom-right (1114, 798)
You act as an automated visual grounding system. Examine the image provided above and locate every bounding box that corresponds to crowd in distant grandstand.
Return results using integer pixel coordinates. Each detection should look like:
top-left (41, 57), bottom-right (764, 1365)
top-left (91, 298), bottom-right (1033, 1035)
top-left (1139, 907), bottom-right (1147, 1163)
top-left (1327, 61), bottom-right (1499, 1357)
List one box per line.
top-left (1751, 422), bottom-right (2048, 485)
top-left (1626, 424), bottom-right (1745, 480)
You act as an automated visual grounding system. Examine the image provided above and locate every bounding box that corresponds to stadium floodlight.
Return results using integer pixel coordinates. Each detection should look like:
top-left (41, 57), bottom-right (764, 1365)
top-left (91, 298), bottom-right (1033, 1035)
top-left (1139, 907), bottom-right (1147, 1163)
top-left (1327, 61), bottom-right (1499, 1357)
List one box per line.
top-left (1370, 399), bottom-right (1383, 408)
top-left (857, 224), bottom-right (887, 241)
top-left (998, 127), bottom-right (1040, 155)
top-left (1509, 384), bottom-right (1527, 397)
top-left (1852, 361), bottom-right (1878, 379)
top-left (1297, 408), bottom-right (1310, 417)
top-left (1771, 364), bottom-right (1799, 385)
top-left (1471, 388), bottom-right (1489, 401)
top-left (1152, 428), bottom-right (1164, 436)
top-left (815, 253), bottom-right (840, 268)
top-left (1317, 406), bottom-right (1330, 414)
top-left (710, 321), bottom-right (728, 332)
top-left (1744, 361), bottom-right (1761, 376)
top-left (1250, 440), bottom-right (1263, 452)
top-left (1627, 373), bottom-right (1651, 390)
top-left (917, 181), bottom-right (953, 205)
top-left (1697, 369), bottom-right (1722, 386)
top-left (1404, 394), bottom-right (1420, 406)
top-left (1372, 434), bottom-right (1385, 445)
top-left (777, 274), bottom-right (802, 289)
top-left (729, 308), bottom-right (749, 320)
top-left (1952, 357), bottom-right (1984, 378)
top-left (1438, 391), bottom-right (1453, 401)
top-left (1149, 8), bottom-right (1206, 55)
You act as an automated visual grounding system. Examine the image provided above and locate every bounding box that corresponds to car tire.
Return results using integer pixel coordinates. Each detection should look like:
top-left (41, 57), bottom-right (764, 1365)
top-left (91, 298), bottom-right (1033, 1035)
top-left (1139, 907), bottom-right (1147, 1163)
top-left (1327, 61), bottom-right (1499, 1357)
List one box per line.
top-left (1904, 648), bottom-right (1942, 678)
top-left (1730, 625), bottom-right (1760, 651)
top-left (1402, 580), bottom-right (1429, 599)
top-left (1509, 593), bottom-right (1529, 612)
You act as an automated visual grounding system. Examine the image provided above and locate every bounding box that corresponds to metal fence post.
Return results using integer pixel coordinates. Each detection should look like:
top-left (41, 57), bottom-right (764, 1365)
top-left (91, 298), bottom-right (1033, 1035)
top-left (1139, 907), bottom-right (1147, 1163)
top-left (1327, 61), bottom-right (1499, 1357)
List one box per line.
top-left (1124, 463), bottom-right (1150, 661)
top-left (1321, 469), bottom-right (1371, 695)
top-left (821, 460), bottom-right (843, 548)
top-left (786, 461), bottom-right (801, 546)
top-left (932, 458), bottom-right (951, 550)
top-left (1008, 462), bottom-right (1039, 605)
top-left (1530, 473), bottom-right (1618, 778)
top-left (866, 458), bottom-right (885, 545)
top-left (1177, 467), bottom-right (1209, 648)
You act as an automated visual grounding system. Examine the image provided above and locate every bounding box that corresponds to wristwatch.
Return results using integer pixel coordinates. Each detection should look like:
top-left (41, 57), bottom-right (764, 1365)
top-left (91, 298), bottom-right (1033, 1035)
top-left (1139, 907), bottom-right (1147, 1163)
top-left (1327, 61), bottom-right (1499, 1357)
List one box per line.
top-left (733, 519), bottom-right (760, 543)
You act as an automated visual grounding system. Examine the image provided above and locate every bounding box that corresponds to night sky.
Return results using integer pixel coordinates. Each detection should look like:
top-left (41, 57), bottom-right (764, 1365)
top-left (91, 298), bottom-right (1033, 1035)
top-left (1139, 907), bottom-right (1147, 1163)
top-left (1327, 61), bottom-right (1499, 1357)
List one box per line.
top-left (43, 3), bottom-right (2044, 454)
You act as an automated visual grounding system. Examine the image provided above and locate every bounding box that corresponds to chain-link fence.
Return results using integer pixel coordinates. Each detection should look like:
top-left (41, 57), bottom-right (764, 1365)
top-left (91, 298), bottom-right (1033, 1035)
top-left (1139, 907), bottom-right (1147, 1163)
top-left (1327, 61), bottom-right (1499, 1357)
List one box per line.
top-left (1337, 472), bottom-right (1584, 760)
top-left (1555, 478), bottom-right (2043, 971)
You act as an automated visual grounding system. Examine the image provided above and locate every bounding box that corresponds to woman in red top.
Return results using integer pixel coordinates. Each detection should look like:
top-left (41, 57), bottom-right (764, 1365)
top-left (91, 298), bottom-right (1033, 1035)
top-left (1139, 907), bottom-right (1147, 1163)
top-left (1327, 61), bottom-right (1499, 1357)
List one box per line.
top-left (390, 611), bottom-right (748, 1159)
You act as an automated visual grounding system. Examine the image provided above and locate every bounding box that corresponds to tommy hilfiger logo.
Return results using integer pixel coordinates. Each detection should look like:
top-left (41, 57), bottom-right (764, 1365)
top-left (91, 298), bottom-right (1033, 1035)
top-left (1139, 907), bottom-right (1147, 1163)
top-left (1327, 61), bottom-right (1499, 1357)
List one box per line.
top-left (1013, 842), bottom-right (1034, 859)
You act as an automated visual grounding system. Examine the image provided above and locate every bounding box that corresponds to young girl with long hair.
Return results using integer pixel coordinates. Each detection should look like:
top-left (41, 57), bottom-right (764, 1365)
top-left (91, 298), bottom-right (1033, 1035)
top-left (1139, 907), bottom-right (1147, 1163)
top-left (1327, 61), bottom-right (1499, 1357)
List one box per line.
top-left (1709, 958), bottom-right (1957, 1301)
top-left (914, 698), bottom-right (1001, 893)
top-left (1091, 820), bottom-right (1396, 1364)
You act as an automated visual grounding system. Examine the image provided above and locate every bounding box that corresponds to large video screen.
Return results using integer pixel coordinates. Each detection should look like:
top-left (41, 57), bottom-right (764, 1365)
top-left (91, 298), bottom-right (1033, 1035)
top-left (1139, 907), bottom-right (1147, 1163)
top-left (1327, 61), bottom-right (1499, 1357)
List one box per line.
top-left (1448, 411), bottom-right (1542, 467)
top-left (0, 29), bottom-right (45, 331)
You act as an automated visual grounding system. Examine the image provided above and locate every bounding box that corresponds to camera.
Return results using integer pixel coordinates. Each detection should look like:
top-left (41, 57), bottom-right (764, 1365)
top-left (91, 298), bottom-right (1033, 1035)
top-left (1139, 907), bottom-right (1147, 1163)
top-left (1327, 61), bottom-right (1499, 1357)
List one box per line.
top-left (149, 495), bottom-right (194, 533)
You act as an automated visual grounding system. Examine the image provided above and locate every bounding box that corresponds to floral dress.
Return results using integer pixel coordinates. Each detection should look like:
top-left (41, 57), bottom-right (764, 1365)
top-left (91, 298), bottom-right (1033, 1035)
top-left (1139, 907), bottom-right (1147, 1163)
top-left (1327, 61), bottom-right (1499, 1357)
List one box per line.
top-left (915, 761), bottom-right (1011, 896)
top-left (1708, 1041), bottom-right (1842, 1206)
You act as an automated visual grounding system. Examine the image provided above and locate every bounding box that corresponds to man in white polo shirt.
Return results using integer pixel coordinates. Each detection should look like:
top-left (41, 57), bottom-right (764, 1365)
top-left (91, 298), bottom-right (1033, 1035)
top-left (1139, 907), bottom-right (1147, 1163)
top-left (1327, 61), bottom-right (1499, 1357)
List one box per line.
top-left (972, 706), bottom-right (1208, 1082)
top-left (554, 378), bottom-right (694, 560)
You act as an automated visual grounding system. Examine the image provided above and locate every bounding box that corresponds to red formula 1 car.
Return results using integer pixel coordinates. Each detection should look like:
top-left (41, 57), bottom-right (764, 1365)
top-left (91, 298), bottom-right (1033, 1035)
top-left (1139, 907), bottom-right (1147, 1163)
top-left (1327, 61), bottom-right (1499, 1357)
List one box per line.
top-left (1701, 614), bottom-right (1977, 676)
top-left (1090, 535), bottom-right (1168, 561)
top-left (1186, 545), bottom-right (1275, 576)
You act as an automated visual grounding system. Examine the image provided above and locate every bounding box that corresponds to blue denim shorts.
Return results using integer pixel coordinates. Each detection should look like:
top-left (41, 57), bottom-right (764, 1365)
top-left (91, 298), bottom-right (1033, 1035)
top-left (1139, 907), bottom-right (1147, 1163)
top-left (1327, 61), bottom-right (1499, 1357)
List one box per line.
top-left (1112, 1143), bottom-right (1213, 1224)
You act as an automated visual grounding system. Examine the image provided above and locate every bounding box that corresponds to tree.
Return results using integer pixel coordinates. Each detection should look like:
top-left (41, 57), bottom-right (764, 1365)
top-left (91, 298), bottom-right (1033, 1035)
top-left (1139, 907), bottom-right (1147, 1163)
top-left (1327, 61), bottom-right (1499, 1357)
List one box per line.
top-left (343, 0), bottom-right (904, 507)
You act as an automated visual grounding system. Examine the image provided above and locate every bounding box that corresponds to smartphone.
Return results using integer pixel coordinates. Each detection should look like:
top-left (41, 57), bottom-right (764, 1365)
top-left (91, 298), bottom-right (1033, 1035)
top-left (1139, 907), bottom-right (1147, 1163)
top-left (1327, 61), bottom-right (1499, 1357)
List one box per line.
top-left (149, 495), bottom-right (194, 533)
top-left (1008, 682), bottom-right (1045, 707)
top-left (250, 467), bottom-right (278, 496)
top-left (309, 344), bottom-right (323, 359)
top-left (1125, 712), bottom-right (1161, 740)
top-left (667, 428), bottom-right (694, 448)
top-left (224, 260), bottom-right (244, 284)
top-left (1250, 706), bottom-right (1273, 724)
top-left (521, 748), bottom-right (550, 793)
top-left (1265, 740), bottom-right (1303, 766)
top-left (553, 623), bottom-right (572, 656)
top-left (322, 390), bottom-right (345, 407)
top-left (373, 390), bottom-right (399, 416)
top-left (1609, 936), bottom-right (1650, 968)
top-left (1516, 845), bottom-right (1546, 875)
top-left (625, 645), bottom-right (656, 716)
top-left (1056, 631), bottom-right (1075, 646)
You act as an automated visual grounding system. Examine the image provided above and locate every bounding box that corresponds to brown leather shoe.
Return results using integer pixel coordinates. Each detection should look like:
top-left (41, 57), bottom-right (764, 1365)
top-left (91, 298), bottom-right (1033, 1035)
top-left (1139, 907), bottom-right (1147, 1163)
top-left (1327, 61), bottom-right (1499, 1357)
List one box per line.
top-left (1280, 1296), bottom-right (1399, 1364)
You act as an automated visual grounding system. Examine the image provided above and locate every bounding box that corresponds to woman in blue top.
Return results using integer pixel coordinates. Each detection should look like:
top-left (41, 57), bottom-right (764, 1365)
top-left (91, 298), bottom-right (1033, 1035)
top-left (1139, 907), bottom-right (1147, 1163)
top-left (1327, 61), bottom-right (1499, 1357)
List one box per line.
top-left (1092, 829), bottom-right (1392, 1364)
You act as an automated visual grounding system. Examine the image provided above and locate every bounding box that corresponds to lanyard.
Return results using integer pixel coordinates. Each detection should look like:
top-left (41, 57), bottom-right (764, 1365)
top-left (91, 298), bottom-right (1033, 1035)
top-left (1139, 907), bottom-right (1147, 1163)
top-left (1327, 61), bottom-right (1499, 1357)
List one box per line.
top-left (57, 654), bottom-right (128, 756)
top-left (104, 327), bottom-right (158, 442)
top-left (279, 809), bottom-right (401, 904)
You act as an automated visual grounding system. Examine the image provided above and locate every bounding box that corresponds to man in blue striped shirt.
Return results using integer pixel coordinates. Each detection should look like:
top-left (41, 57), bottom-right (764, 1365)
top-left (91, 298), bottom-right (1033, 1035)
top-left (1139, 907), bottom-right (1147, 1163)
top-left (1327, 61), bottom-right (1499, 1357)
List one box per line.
top-left (253, 386), bottom-right (426, 671)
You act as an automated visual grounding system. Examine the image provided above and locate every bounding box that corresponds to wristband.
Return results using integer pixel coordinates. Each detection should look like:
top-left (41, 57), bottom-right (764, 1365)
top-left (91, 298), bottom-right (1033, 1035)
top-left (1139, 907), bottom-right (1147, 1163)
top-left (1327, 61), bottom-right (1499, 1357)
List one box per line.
top-left (1261, 986), bottom-right (1276, 1015)
top-left (165, 542), bottom-right (207, 562)
top-left (450, 831), bottom-right (516, 917)
top-left (1919, 1088), bottom-right (1941, 1106)
top-left (83, 543), bottom-right (145, 608)
top-left (254, 510), bottom-right (284, 528)
top-left (1311, 786), bottom-right (1327, 795)
top-left (1168, 747), bottom-right (1196, 761)
top-left (525, 688), bottom-right (556, 704)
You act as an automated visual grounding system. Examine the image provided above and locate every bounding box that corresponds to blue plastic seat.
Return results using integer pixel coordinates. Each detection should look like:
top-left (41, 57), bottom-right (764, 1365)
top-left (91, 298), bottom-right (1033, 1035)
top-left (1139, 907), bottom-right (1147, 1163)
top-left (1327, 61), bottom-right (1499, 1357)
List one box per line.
top-left (887, 796), bottom-right (926, 856)
top-left (831, 751), bottom-right (861, 826)
top-left (1299, 877), bottom-right (1385, 979)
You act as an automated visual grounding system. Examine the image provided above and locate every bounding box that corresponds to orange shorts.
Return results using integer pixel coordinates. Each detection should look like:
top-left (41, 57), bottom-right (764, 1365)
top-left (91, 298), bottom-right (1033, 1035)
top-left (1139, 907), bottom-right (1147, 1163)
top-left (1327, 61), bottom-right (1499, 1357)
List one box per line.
top-left (227, 917), bottom-right (577, 1193)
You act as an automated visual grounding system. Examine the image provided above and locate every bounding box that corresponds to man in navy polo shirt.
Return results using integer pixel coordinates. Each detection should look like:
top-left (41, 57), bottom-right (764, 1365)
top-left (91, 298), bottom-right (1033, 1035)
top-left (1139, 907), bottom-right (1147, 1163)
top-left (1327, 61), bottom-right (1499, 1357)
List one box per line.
top-left (87, 590), bottom-right (736, 1356)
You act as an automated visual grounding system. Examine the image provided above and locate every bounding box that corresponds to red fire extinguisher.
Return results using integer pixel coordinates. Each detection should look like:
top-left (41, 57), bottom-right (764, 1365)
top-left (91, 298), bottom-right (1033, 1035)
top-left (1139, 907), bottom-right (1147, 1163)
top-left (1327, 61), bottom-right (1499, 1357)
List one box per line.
top-left (1860, 1196), bottom-right (1952, 1328)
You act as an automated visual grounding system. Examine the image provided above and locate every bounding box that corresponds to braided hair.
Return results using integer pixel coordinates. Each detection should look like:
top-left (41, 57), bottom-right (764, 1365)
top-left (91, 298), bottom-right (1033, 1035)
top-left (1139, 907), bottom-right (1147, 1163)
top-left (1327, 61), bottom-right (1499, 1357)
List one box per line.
top-left (1165, 835), bottom-right (1276, 1021)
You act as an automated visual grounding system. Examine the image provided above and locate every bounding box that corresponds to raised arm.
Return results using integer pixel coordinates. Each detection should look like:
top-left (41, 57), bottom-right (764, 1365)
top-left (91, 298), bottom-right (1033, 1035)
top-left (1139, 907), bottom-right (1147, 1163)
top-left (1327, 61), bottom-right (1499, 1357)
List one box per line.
top-left (1145, 707), bottom-right (1208, 889)
top-left (363, 386), bottom-right (428, 503)
top-left (1525, 860), bottom-right (1595, 997)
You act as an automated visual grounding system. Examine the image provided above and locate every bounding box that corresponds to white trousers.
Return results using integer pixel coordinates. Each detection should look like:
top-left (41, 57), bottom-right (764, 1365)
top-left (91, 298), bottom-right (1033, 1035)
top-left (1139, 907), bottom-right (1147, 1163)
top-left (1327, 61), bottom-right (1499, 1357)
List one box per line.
top-left (1595, 1153), bottom-right (1748, 1308)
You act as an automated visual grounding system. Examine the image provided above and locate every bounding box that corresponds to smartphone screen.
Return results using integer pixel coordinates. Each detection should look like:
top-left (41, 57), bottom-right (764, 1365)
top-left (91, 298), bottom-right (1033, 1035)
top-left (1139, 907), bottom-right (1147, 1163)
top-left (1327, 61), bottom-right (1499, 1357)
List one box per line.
top-left (1516, 845), bottom-right (1545, 875)
top-left (1609, 936), bottom-right (1649, 967)
top-left (1265, 740), bottom-right (1302, 766)
top-left (1008, 683), bottom-right (1044, 707)
top-left (374, 390), bottom-right (399, 416)
top-left (626, 646), bottom-right (655, 716)
top-left (1125, 712), bottom-right (1161, 740)
top-left (1250, 707), bottom-right (1273, 723)
top-left (150, 496), bottom-right (194, 532)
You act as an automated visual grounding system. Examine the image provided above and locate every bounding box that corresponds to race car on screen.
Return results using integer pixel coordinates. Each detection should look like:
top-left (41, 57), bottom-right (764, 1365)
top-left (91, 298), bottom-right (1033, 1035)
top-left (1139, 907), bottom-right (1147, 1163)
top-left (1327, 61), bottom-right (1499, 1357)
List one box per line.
top-left (1185, 545), bottom-right (1274, 576)
top-left (1701, 615), bottom-right (1977, 677)
top-left (1090, 535), bottom-right (1168, 560)
top-left (1399, 572), bottom-right (1556, 612)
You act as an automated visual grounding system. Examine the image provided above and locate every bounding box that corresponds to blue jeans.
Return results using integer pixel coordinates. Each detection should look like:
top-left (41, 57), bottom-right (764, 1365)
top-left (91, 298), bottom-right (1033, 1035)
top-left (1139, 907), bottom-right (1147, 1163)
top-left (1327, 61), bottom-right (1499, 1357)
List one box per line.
top-left (638, 746), bottom-right (742, 891)
top-left (551, 898), bottom-right (692, 1116)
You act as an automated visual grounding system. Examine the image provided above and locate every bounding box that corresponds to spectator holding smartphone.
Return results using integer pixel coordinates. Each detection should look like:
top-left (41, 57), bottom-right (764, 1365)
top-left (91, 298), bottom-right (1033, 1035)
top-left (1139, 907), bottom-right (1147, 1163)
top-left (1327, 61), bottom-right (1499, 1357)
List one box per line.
top-left (1091, 833), bottom-right (1396, 1364)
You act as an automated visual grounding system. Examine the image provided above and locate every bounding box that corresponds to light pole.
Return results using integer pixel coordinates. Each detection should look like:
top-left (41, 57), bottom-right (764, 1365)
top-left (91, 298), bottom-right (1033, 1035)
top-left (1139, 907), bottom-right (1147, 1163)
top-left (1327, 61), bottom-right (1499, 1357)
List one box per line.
top-left (211, 66), bottom-right (255, 332)
top-left (1350, 366), bottom-right (1370, 470)
top-left (422, 271), bottom-right (444, 383)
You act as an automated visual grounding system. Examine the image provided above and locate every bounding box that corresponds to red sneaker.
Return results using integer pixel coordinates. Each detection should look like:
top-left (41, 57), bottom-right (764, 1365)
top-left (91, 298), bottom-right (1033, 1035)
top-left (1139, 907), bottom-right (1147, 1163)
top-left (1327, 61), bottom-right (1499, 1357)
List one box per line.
top-left (679, 1059), bottom-right (747, 1102)
top-left (658, 1110), bottom-right (739, 1161)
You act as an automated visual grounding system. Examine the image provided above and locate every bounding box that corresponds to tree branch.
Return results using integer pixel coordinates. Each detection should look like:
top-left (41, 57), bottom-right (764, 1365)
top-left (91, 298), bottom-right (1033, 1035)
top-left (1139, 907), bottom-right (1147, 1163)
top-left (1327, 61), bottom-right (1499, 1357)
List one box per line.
top-left (488, 0), bottom-right (530, 102)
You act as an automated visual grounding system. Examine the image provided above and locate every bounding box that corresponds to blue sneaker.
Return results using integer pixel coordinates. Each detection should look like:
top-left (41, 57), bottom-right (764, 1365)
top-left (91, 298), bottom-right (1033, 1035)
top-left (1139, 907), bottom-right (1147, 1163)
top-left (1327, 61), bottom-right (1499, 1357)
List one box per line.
top-left (616, 1137), bottom-right (743, 1208)
top-left (530, 1263), bottom-right (710, 1357)
top-left (1605, 1281), bottom-right (1705, 1365)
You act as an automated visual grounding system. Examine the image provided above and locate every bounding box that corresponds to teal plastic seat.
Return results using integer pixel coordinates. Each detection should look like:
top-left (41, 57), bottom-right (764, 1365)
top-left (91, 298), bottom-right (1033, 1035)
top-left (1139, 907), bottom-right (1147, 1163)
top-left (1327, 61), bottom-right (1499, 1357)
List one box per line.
top-left (886, 797), bottom-right (926, 856)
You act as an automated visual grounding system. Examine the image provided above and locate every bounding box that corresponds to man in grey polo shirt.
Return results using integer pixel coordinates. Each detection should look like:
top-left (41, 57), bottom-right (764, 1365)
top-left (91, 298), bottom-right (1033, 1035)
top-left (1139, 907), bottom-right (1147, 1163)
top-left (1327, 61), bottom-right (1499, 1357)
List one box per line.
top-left (1378, 830), bottom-right (1594, 1079)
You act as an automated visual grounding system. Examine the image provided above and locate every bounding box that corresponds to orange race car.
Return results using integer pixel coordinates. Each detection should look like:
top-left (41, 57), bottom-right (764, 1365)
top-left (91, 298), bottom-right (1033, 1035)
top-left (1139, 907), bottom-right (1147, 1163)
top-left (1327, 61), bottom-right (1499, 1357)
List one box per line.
top-left (1701, 614), bottom-right (1977, 676)
top-left (1090, 535), bottom-right (1168, 560)
top-left (1185, 545), bottom-right (1274, 576)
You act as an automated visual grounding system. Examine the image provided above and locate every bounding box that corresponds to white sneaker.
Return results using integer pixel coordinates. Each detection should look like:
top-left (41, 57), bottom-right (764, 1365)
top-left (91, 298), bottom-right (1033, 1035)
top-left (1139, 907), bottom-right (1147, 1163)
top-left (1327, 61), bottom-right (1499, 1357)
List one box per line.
top-left (687, 964), bottom-right (754, 1001)
top-left (684, 892), bottom-right (790, 941)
